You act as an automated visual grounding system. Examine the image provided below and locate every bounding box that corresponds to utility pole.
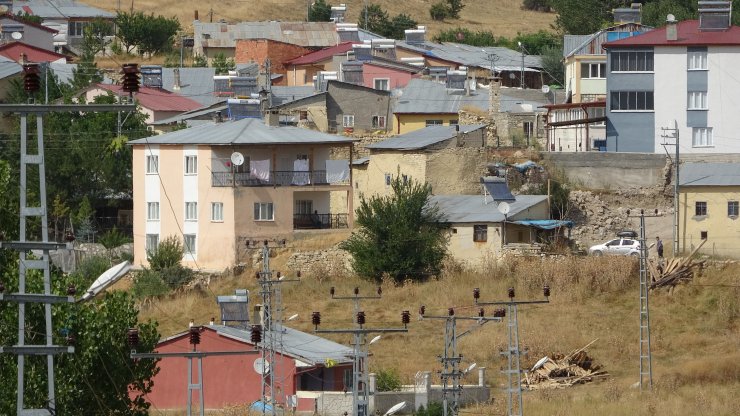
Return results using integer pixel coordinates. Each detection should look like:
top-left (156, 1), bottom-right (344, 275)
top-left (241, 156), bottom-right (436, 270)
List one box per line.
top-left (627, 208), bottom-right (661, 391)
top-left (474, 286), bottom-right (551, 416)
top-left (660, 120), bottom-right (680, 255)
top-left (517, 42), bottom-right (525, 89)
top-left (418, 305), bottom-right (503, 416)
top-left (313, 287), bottom-right (410, 416)
top-left (0, 64), bottom-right (136, 414)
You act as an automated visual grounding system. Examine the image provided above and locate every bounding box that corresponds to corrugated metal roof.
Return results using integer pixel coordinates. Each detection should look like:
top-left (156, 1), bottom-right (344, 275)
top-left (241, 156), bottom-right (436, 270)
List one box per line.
top-left (270, 85), bottom-right (316, 106)
top-left (128, 117), bottom-right (355, 146)
top-left (285, 42), bottom-right (354, 65)
top-left (430, 194), bottom-right (548, 223)
top-left (21, 0), bottom-right (115, 19)
top-left (396, 41), bottom-right (542, 70)
top-left (563, 35), bottom-right (592, 57)
top-left (0, 41), bottom-right (67, 63)
top-left (367, 124), bottom-right (485, 150)
top-left (152, 102), bottom-right (228, 126)
top-left (93, 84), bottom-right (202, 112)
top-left (0, 13), bottom-right (58, 33)
top-left (0, 55), bottom-right (21, 79)
top-left (679, 163), bottom-right (740, 186)
top-left (605, 20), bottom-right (740, 47)
top-left (564, 23), bottom-right (653, 58)
top-left (161, 67), bottom-right (219, 106)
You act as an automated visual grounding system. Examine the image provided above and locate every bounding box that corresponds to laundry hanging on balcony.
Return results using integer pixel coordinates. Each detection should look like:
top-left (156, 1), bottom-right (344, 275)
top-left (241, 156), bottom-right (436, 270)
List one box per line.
top-left (325, 159), bottom-right (349, 183)
top-left (292, 158), bottom-right (310, 185)
top-left (250, 159), bottom-right (270, 182)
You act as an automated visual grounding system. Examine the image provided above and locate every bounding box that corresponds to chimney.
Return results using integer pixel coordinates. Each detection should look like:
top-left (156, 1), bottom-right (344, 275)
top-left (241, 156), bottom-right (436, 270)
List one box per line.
top-left (666, 14), bottom-right (678, 41)
top-left (265, 109), bottom-right (280, 127)
top-left (404, 26), bottom-right (426, 45)
top-left (489, 75), bottom-right (501, 115)
top-left (214, 110), bottom-right (223, 123)
top-left (19, 53), bottom-right (26, 65)
top-left (173, 68), bottom-right (181, 90)
top-left (698, 1), bottom-right (732, 31)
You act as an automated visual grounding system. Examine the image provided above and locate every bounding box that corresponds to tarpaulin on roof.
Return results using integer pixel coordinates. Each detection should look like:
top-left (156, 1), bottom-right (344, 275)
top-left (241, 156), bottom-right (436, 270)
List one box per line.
top-left (512, 220), bottom-right (574, 230)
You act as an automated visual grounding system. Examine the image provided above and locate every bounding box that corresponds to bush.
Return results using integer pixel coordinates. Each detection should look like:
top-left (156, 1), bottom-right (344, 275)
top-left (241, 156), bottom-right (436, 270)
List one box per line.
top-left (147, 236), bottom-right (183, 270)
top-left (415, 402), bottom-right (443, 416)
top-left (131, 268), bottom-right (169, 298)
top-left (74, 255), bottom-right (111, 284)
top-left (99, 227), bottom-right (131, 249)
top-left (376, 368), bottom-right (402, 391)
top-left (523, 0), bottom-right (551, 12)
top-left (430, 2), bottom-right (449, 20)
top-left (160, 265), bottom-right (195, 289)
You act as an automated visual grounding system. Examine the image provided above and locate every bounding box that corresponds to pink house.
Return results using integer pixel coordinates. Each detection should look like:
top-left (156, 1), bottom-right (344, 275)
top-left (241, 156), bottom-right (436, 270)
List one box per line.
top-left (361, 58), bottom-right (421, 91)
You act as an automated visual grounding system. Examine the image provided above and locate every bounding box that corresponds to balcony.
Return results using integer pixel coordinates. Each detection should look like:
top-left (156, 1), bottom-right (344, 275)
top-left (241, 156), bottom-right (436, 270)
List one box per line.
top-left (212, 170), bottom-right (349, 187)
top-left (293, 213), bottom-right (349, 230)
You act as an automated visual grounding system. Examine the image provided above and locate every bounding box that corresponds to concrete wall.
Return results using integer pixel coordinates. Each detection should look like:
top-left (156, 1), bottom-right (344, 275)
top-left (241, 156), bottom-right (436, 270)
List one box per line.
top-left (327, 82), bottom-right (392, 133)
top-left (679, 185), bottom-right (740, 259)
top-left (542, 152), bottom-right (667, 189)
top-left (395, 113), bottom-right (459, 135)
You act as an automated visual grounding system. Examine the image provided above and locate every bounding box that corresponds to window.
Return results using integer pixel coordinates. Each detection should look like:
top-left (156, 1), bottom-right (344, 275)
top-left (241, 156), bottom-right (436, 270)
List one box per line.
top-left (425, 119), bottom-right (443, 127)
top-left (342, 114), bottom-right (354, 127)
top-left (700, 231), bottom-right (708, 240)
top-left (610, 91), bottom-right (654, 111)
top-left (185, 202), bottom-right (198, 221)
top-left (372, 115), bottom-right (386, 129)
top-left (185, 155), bottom-right (198, 175)
top-left (622, 239), bottom-right (635, 246)
top-left (728, 201), bottom-right (739, 217)
top-left (68, 21), bottom-right (89, 37)
top-left (295, 200), bottom-right (313, 215)
top-left (211, 202), bottom-right (224, 222)
top-left (146, 155), bottom-right (159, 174)
top-left (473, 225), bottom-right (488, 242)
top-left (692, 128), bottom-right (713, 147)
top-left (384, 173), bottom-right (391, 186)
top-left (695, 201), bottom-right (707, 216)
top-left (254, 202), bottom-right (274, 221)
top-left (373, 78), bottom-right (390, 91)
top-left (688, 51), bottom-right (707, 70)
top-left (581, 62), bottom-right (606, 78)
top-left (299, 110), bottom-right (308, 121)
top-left (688, 92), bottom-right (708, 110)
top-left (610, 51), bottom-right (654, 72)
top-left (147, 202), bottom-right (160, 220)
top-left (523, 121), bottom-right (533, 138)
top-left (343, 369), bottom-right (353, 390)
top-left (145, 234), bottom-right (159, 253)
top-left (449, 120), bottom-right (458, 126)
top-left (183, 234), bottom-right (196, 256)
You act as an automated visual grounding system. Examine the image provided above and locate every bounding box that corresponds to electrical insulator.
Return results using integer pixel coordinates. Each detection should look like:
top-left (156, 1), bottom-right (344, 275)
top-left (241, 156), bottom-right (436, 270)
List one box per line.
top-left (493, 308), bottom-right (506, 318)
top-left (353, 287), bottom-right (359, 296)
top-left (478, 308), bottom-right (485, 317)
top-left (66, 284), bottom-right (76, 296)
top-left (22, 64), bottom-right (40, 93)
top-left (66, 333), bottom-right (76, 346)
top-left (508, 287), bottom-right (515, 299)
top-left (127, 328), bottom-right (140, 348)
top-left (473, 287), bottom-right (480, 300)
top-left (543, 284), bottom-right (551, 298)
top-left (250, 325), bottom-right (262, 343)
top-left (263, 240), bottom-right (268, 246)
top-left (65, 231), bottom-right (75, 242)
top-left (297, 270), bottom-right (301, 278)
top-left (419, 305), bottom-right (426, 316)
top-left (448, 307), bottom-right (454, 316)
top-left (330, 286), bottom-right (335, 296)
top-left (311, 311), bottom-right (321, 327)
top-left (356, 311), bottom-right (366, 326)
top-left (245, 240), bottom-right (251, 247)
top-left (276, 271), bottom-right (282, 278)
top-left (401, 310), bottom-right (410, 325)
top-left (255, 271), bottom-right (260, 279)
top-left (120, 63), bottom-right (140, 93)
top-left (377, 286), bottom-right (382, 296)
top-left (189, 327), bottom-right (201, 345)
top-left (281, 238), bottom-right (286, 246)
top-left (0, 280), bottom-right (5, 293)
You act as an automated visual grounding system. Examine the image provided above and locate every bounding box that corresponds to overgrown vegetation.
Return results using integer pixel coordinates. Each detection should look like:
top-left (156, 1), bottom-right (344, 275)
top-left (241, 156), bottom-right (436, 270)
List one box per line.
top-left (308, 0), bottom-right (332, 21)
top-left (212, 52), bottom-right (236, 75)
top-left (429, 0), bottom-right (465, 21)
top-left (132, 236), bottom-right (195, 298)
top-left (115, 11), bottom-right (181, 56)
top-left (99, 227), bottom-right (132, 249)
top-left (358, 4), bottom-right (418, 40)
top-left (375, 368), bottom-right (402, 391)
top-left (414, 402), bottom-right (443, 416)
top-left (433, 29), bottom-right (561, 55)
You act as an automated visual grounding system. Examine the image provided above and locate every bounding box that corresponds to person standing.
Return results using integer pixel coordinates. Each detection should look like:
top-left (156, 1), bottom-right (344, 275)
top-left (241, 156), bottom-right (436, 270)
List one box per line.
top-left (656, 236), bottom-right (664, 258)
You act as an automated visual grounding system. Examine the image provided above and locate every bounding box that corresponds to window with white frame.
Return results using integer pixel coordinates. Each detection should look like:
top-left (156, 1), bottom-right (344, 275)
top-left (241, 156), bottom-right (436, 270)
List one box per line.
top-left (688, 91), bottom-right (708, 110)
top-left (372, 115), bottom-right (386, 128)
top-left (145, 234), bottom-right (159, 253)
top-left (610, 51), bottom-right (654, 72)
top-left (254, 202), bottom-right (274, 221)
top-left (185, 202), bottom-right (198, 220)
top-left (425, 119), bottom-right (443, 127)
top-left (688, 51), bottom-right (708, 70)
top-left (211, 202), bottom-right (224, 222)
top-left (147, 202), bottom-right (160, 220)
top-left (728, 201), bottom-right (739, 217)
top-left (374, 78), bottom-right (390, 91)
top-left (68, 21), bottom-right (89, 37)
top-left (183, 234), bottom-right (196, 256)
top-left (692, 127), bottom-right (713, 147)
top-left (146, 155), bottom-right (159, 174)
top-left (342, 114), bottom-right (355, 127)
top-left (185, 155), bottom-right (198, 174)
top-left (581, 62), bottom-right (606, 78)
top-left (295, 200), bottom-right (313, 215)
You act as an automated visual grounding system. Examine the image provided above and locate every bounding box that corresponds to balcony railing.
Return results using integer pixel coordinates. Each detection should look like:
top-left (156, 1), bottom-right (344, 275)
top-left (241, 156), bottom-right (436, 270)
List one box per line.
top-left (212, 170), bottom-right (349, 187)
top-left (293, 213), bottom-right (349, 230)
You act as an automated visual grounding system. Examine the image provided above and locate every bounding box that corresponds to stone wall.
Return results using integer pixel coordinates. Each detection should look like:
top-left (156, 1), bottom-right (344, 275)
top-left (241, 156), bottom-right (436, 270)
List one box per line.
top-left (285, 246), bottom-right (353, 278)
top-left (542, 152), bottom-right (668, 189)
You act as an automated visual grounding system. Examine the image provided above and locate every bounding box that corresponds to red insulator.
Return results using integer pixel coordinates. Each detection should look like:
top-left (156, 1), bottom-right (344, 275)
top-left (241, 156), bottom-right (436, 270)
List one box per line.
top-left (356, 311), bottom-right (366, 326)
top-left (473, 287), bottom-right (480, 300)
top-left (66, 284), bottom-right (76, 296)
top-left (251, 325), bottom-right (262, 343)
top-left (353, 287), bottom-right (359, 296)
top-left (120, 63), bottom-right (140, 93)
top-left (189, 327), bottom-right (201, 345)
top-left (330, 286), bottom-right (335, 296)
top-left (377, 286), bottom-right (382, 296)
top-left (507, 287), bottom-right (515, 299)
top-left (448, 307), bottom-right (454, 316)
top-left (493, 308), bottom-right (506, 318)
top-left (297, 270), bottom-right (301, 278)
top-left (255, 271), bottom-right (260, 279)
top-left (276, 271), bottom-right (282, 278)
top-left (401, 310), bottom-right (410, 325)
top-left (543, 284), bottom-right (551, 298)
top-left (127, 328), bottom-right (140, 348)
top-left (478, 308), bottom-right (485, 317)
top-left (66, 333), bottom-right (76, 346)
top-left (23, 64), bottom-right (40, 93)
top-left (311, 311), bottom-right (321, 326)
top-left (419, 305), bottom-right (426, 316)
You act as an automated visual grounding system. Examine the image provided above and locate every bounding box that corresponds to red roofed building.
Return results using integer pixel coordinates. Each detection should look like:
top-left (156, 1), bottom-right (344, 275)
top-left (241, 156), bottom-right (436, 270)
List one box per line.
top-left (602, 1), bottom-right (740, 154)
top-left (0, 41), bottom-right (67, 63)
top-left (0, 13), bottom-right (58, 51)
top-left (285, 42), bottom-right (354, 86)
top-left (85, 83), bottom-right (203, 126)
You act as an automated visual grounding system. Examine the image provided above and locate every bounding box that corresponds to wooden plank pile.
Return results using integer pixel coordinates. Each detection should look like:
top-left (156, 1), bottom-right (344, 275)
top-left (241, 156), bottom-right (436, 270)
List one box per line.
top-left (522, 339), bottom-right (608, 390)
top-left (648, 239), bottom-right (706, 290)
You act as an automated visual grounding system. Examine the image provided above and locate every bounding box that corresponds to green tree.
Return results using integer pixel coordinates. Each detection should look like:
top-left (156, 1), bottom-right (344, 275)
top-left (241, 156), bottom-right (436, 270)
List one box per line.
top-left (433, 27), bottom-right (498, 45)
top-left (550, 0), bottom-right (621, 34)
top-left (358, 4), bottom-right (389, 34)
top-left (540, 44), bottom-right (565, 86)
top-left (14, 11), bottom-right (43, 24)
top-left (341, 177), bottom-right (448, 282)
top-left (81, 18), bottom-right (114, 57)
top-left (376, 368), bottom-right (402, 391)
top-left (0, 258), bottom-right (159, 414)
top-left (446, 0), bottom-right (465, 19)
top-left (116, 11), bottom-right (181, 56)
top-left (309, 0), bottom-right (333, 22)
top-left (384, 14), bottom-right (418, 40)
top-left (192, 54), bottom-right (208, 67)
top-left (212, 52), bottom-right (235, 75)
top-left (523, 0), bottom-right (552, 12)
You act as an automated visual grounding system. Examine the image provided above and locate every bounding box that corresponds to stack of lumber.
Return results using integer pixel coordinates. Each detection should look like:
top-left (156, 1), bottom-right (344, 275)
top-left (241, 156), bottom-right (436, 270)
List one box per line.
top-left (522, 339), bottom-right (608, 390)
top-left (648, 239), bottom-right (706, 290)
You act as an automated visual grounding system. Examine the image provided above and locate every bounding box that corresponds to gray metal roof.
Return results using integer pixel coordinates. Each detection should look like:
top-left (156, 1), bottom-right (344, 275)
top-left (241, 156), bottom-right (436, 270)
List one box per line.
top-left (367, 124), bottom-right (485, 150)
top-left (152, 102), bottom-right (228, 126)
top-left (563, 35), bottom-right (593, 57)
top-left (21, 0), bottom-right (115, 19)
top-left (161, 67), bottom-right (220, 106)
top-left (128, 117), bottom-right (354, 146)
top-left (430, 194), bottom-right (548, 223)
top-left (352, 157), bottom-right (369, 165)
top-left (679, 163), bottom-right (740, 187)
top-left (270, 85), bottom-right (316, 106)
top-left (396, 41), bottom-right (542, 70)
top-left (563, 23), bottom-right (654, 58)
top-left (0, 55), bottom-right (21, 79)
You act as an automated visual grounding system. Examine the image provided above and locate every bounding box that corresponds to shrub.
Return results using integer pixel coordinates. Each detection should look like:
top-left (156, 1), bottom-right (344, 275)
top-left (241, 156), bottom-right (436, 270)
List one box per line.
top-left (430, 2), bottom-right (449, 21)
top-left (160, 265), bottom-right (195, 289)
top-left (415, 402), bottom-right (443, 416)
top-left (74, 255), bottom-right (111, 284)
top-left (376, 368), bottom-right (402, 391)
top-left (523, 0), bottom-right (551, 12)
top-left (131, 268), bottom-right (169, 298)
top-left (99, 227), bottom-right (131, 249)
top-left (147, 236), bottom-right (183, 270)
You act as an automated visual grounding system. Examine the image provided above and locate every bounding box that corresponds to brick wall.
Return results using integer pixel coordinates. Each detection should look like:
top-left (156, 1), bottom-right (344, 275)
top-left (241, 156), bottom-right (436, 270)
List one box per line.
top-left (234, 39), bottom-right (311, 85)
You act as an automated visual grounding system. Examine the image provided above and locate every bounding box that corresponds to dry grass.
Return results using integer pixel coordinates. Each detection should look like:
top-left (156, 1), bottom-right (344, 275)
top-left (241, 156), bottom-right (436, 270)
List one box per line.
top-left (89, 0), bottom-right (556, 38)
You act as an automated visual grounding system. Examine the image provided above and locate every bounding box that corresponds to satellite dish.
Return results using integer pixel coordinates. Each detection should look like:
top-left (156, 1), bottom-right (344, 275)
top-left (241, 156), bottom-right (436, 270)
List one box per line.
top-left (541, 85), bottom-right (550, 94)
top-left (532, 356), bottom-right (549, 371)
top-left (384, 402), bottom-right (407, 416)
top-left (369, 335), bottom-right (382, 345)
top-left (253, 358), bottom-right (271, 375)
top-left (466, 363), bottom-right (477, 373)
top-left (666, 14), bottom-right (676, 23)
top-left (498, 202), bottom-right (510, 216)
top-left (11, 32), bottom-right (23, 41)
top-left (287, 314), bottom-right (299, 321)
top-left (79, 261), bottom-right (131, 302)
top-left (230, 151), bottom-right (245, 166)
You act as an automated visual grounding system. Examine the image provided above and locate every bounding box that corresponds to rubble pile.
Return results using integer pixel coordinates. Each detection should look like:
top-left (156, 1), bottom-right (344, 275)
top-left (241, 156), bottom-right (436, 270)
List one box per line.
top-left (648, 239), bottom-right (706, 289)
top-left (523, 340), bottom-right (608, 390)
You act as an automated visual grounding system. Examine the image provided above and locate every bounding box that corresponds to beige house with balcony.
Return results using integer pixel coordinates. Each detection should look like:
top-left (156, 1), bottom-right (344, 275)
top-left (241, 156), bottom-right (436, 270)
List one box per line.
top-left (129, 118), bottom-right (354, 271)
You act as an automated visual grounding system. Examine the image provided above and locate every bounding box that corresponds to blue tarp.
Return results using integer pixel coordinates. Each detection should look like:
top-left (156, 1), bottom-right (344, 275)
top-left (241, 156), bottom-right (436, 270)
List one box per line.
top-left (250, 401), bottom-right (274, 412)
top-left (512, 220), bottom-right (574, 230)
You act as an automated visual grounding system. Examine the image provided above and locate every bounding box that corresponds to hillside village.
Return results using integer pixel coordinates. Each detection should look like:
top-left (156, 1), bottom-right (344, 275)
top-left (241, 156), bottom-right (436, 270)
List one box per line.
top-left (0, 1), bottom-right (739, 415)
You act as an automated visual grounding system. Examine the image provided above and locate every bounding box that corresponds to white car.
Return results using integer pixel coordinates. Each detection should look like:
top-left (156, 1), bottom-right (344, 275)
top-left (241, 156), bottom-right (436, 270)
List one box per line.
top-left (589, 237), bottom-right (641, 256)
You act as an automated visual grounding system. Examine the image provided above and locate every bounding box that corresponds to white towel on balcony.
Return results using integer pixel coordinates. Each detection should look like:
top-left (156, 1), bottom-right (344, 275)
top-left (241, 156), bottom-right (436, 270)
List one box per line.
top-left (325, 159), bottom-right (349, 183)
top-left (250, 159), bottom-right (270, 181)
top-left (292, 158), bottom-right (310, 185)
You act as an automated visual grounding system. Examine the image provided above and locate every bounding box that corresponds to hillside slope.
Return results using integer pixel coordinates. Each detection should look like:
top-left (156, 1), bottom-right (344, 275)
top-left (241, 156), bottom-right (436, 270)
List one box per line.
top-left (91, 0), bottom-right (556, 38)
